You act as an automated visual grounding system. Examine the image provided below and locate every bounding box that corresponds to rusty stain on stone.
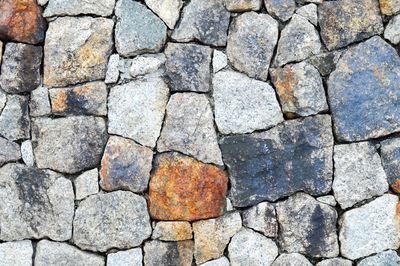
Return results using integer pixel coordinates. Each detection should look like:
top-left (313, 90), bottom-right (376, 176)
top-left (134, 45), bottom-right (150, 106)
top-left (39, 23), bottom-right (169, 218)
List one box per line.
top-left (379, 0), bottom-right (398, 15)
top-left (391, 179), bottom-right (400, 194)
top-left (51, 90), bottom-right (68, 113)
top-left (271, 67), bottom-right (298, 118)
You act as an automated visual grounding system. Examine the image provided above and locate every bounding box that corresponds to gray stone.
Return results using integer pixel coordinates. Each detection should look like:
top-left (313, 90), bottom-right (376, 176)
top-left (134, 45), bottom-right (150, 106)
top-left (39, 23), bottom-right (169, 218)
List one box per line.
top-left (296, 4), bottom-right (318, 26)
top-left (152, 221), bottom-right (193, 241)
top-left (381, 138), bottom-right (400, 192)
top-left (115, 0), bottom-right (166, 57)
top-left (144, 240), bottom-right (194, 266)
top-left (129, 54), bottom-right (165, 78)
top-left (73, 191), bottom-right (152, 252)
top-left (316, 195), bottom-right (337, 207)
top-left (0, 95), bottom-right (30, 141)
top-left (213, 50), bottom-right (228, 73)
top-left (271, 253), bottom-right (312, 266)
top-left (339, 194), bottom-right (400, 260)
top-left (30, 86), bottom-right (51, 117)
top-left (327, 37), bottom-right (400, 142)
top-left (105, 54), bottom-right (120, 84)
top-left (21, 140), bottom-right (34, 167)
top-left (242, 201), bottom-right (278, 238)
top-left (227, 12), bottom-right (278, 80)
top-left (157, 93), bottom-right (223, 166)
top-left (32, 116), bottom-right (107, 174)
top-left (0, 89), bottom-right (5, 113)
top-left (107, 248), bottom-right (143, 266)
top-left (265, 0), bottom-right (296, 21)
top-left (172, 0), bottom-right (230, 46)
top-left (358, 250), bottom-right (400, 266)
top-left (44, 0), bottom-right (115, 17)
top-left (117, 58), bottom-right (134, 82)
top-left (74, 169), bottom-right (99, 200)
top-left (316, 258), bottom-right (352, 266)
top-left (145, 0), bottom-right (183, 29)
top-left (306, 51), bottom-right (342, 77)
top-left (0, 137), bottom-right (21, 167)
top-left (296, 0), bottom-right (322, 3)
top-left (0, 43), bottom-right (42, 94)
top-left (0, 240), bottom-right (33, 266)
top-left (200, 257), bottom-right (230, 266)
top-left (0, 41), bottom-right (2, 64)
top-left (108, 77), bottom-right (169, 148)
top-left (0, 164), bottom-right (74, 241)
top-left (224, 0), bottom-right (261, 11)
top-left (385, 15), bottom-right (400, 45)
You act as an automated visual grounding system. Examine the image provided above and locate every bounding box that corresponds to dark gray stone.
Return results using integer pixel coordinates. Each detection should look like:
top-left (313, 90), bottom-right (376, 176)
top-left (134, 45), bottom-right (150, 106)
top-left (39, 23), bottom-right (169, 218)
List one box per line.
top-left (0, 137), bottom-right (21, 167)
top-left (0, 95), bottom-right (30, 141)
top-left (144, 240), bottom-right (194, 266)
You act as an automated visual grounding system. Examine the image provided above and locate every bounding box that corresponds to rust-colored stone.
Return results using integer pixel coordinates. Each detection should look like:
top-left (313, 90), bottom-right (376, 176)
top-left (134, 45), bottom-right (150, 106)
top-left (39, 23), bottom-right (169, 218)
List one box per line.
top-left (270, 67), bottom-right (298, 118)
top-left (379, 0), bottom-right (400, 15)
top-left (0, 0), bottom-right (46, 44)
top-left (391, 179), bottom-right (400, 194)
top-left (149, 153), bottom-right (228, 221)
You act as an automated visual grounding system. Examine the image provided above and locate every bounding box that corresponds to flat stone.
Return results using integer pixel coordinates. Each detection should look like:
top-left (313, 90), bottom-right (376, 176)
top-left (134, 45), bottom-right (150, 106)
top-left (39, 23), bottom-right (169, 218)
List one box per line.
top-left (384, 14), bottom-right (400, 45)
top-left (0, 164), bottom-right (74, 241)
top-left (318, 0), bottom-right (383, 50)
top-left (306, 51), bottom-right (342, 77)
top-left (296, 4), bottom-right (318, 26)
top-left (228, 228), bottom-right (278, 266)
top-left (213, 70), bottom-right (283, 134)
top-left (152, 221), bottom-right (193, 241)
top-left (332, 142), bottom-right (388, 209)
top-left (242, 201), bottom-right (278, 238)
top-left (30, 86), bottom-right (51, 117)
top-left (157, 93), bottom-right (223, 165)
top-left (115, 0), bottom-right (166, 57)
top-left (316, 195), bottom-right (337, 207)
top-left (35, 240), bottom-right (105, 266)
top-left (200, 257), bottom-right (230, 266)
top-left (380, 0), bottom-right (400, 15)
top-left (73, 191), bottom-right (152, 252)
top-left (0, 95), bottom-right (30, 141)
top-left (44, 17), bottom-right (114, 87)
top-left (0, 240), bottom-right (33, 266)
top-left (339, 194), bottom-right (400, 260)
top-left (145, 0), bottom-right (183, 29)
top-left (381, 138), bottom-right (400, 192)
top-left (44, 0), bottom-right (115, 17)
top-left (193, 212), bottom-right (242, 264)
top-left (144, 240), bottom-right (193, 266)
top-left (327, 37), bottom-right (400, 142)
top-left (315, 258), bottom-right (352, 266)
top-left (213, 50), bottom-right (228, 73)
top-left (220, 115), bottom-right (333, 207)
top-left (108, 77), bottom-right (169, 148)
top-left (358, 250), bottom-right (400, 266)
top-left (271, 253), bottom-right (312, 266)
top-left (0, 137), bottom-right (21, 167)
top-left (21, 140), bottom-right (34, 167)
top-left (172, 0), bottom-right (230, 46)
top-left (264, 0), bottom-right (296, 21)
top-left (105, 54), bottom-right (120, 84)
top-left (149, 153), bottom-right (228, 221)
top-left (107, 248), bottom-right (142, 266)
top-left (227, 12), bottom-right (278, 80)
top-left (0, 43), bottom-right (42, 94)
top-left (224, 0), bottom-right (262, 11)
top-left (129, 53), bottom-right (165, 78)
top-left (74, 169), bottom-right (99, 200)
top-left (32, 116), bottom-right (107, 174)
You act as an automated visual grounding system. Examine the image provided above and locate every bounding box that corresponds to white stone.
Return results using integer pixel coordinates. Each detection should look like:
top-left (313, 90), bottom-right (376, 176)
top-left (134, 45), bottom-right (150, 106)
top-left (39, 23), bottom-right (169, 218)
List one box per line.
top-left (358, 250), bottom-right (400, 266)
top-left (0, 240), bottom-right (33, 266)
top-left (316, 195), bottom-right (336, 206)
top-left (145, 0), bottom-right (183, 29)
top-left (105, 54), bottom-right (120, 84)
top-left (107, 248), bottom-right (143, 266)
top-left (74, 168), bottom-right (99, 200)
top-left (213, 50), bottom-right (228, 73)
top-left (21, 140), bottom-right (34, 167)
top-left (129, 54), bottom-right (165, 77)
top-left (316, 258), bottom-right (352, 266)
top-left (271, 253), bottom-right (312, 266)
top-left (200, 257), bottom-right (230, 266)
top-left (384, 14), bottom-right (400, 45)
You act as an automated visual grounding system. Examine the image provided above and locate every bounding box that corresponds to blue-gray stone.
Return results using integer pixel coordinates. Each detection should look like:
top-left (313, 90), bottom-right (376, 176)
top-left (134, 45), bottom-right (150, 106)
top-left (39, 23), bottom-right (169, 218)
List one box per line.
top-left (380, 138), bottom-right (400, 192)
top-left (264, 0), bottom-right (296, 22)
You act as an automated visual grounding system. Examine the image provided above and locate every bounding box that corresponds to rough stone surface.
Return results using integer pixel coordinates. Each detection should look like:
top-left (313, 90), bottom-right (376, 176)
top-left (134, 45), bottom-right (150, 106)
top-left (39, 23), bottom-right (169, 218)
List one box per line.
top-left (0, 137), bottom-right (21, 167)
top-left (74, 169), bottom-right (99, 200)
top-left (296, 4), bottom-right (318, 26)
top-left (152, 221), bottom-right (192, 241)
top-left (316, 195), bottom-right (337, 207)
top-left (271, 253), bottom-right (312, 266)
top-left (145, 0), bottom-right (183, 29)
top-left (242, 201), bottom-right (278, 238)
top-left (0, 95), bottom-right (30, 141)
top-left (264, 0), bottom-right (296, 21)
top-left (384, 14), bottom-right (400, 45)
top-left (129, 54), bottom-right (165, 78)
top-left (380, 0), bottom-right (400, 15)
top-left (307, 51), bottom-right (342, 77)
top-left (0, 240), bottom-right (33, 266)
top-left (315, 258), bottom-right (352, 266)
top-left (30, 86), bottom-right (51, 117)
top-left (213, 50), bottom-right (228, 73)
top-left (21, 140), bottom-right (34, 167)
top-left (44, 0), bottom-right (115, 17)
top-left (224, 0), bottom-right (261, 11)
top-left (105, 54), bottom-right (120, 84)
top-left (144, 240), bottom-right (194, 266)
top-left (107, 248), bottom-right (143, 266)
top-left (358, 250), bottom-right (400, 266)
top-left (200, 257), bottom-right (230, 266)
top-left (381, 138), bottom-right (400, 192)
top-left (0, 90), bottom-right (5, 113)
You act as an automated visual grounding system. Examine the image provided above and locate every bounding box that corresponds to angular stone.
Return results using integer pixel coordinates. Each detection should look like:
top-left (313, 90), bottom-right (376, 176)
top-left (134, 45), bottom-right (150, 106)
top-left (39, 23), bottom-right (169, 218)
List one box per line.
top-left (129, 54), bottom-right (165, 78)
top-left (213, 50), bottom-right (228, 73)
top-left (105, 54), bottom-right (120, 84)
top-left (384, 15), bottom-right (400, 45)
top-left (358, 250), bottom-right (400, 266)
top-left (44, 17), bottom-right (114, 87)
top-left (0, 43), bottom-right (42, 94)
top-left (316, 195), bottom-right (337, 207)
top-left (30, 86), bottom-right (51, 117)
top-left (35, 240), bottom-right (105, 266)
top-left (172, 0), bottom-right (230, 46)
top-left (315, 258), bottom-right (353, 266)
top-left (265, 0), bottom-right (296, 21)
top-left (224, 0), bottom-right (262, 11)
top-left (193, 212), bottom-right (242, 264)
top-left (74, 169), bottom-right (99, 200)
top-left (32, 116), bottom-right (107, 174)
top-left (144, 240), bottom-right (193, 266)
top-left (0, 164), bottom-right (74, 241)
top-left (0, 240), bottom-right (33, 266)
top-left (319, 0), bottom-right (383, 50)
top-left (327, 37), bottom-right (400, 142)
top-left (73, 191), bottom-right (152, 252)
top-left (201, 257), bottom-right (230, 266)
top-left (242, 201), bottom-right (278, 238)
top-left (296, 4), bottom-right (318, 26)
top-left (339, 194), bottom-right (400, 260)
top-left (157, 93), bottom-right (223, 165)
top-left (108, 77), bottom-right (169, 148)
top-left (145, 0), bottom-right (183, 29)
top-left (107, 248), bottom-right (143, 266)
top-left (306, 51), bottom-right (342, 77)
top-left (152, 221), bottom-right (192, 241)
top-left (271, 253), bottom-right (312, 266)
top-left (220, 115), bottom-right (333, 207)
top-left (276, 193), bottom-right (339, 258)
top-left (381, 138), bottom-right (400, 192)
top-left (380, 0), bottom-right (400, 15)
top-left (115, 0), bottom-right (166, 57)
top-left (21, 140), bottom-right (34, 167)
top-left (0, 95), bottom-right (30, 141)
top-left (213, 70), bottom-right (283, 134)
top-left (227, 12), bottom-right (278, 80)
top-left (0, 137), bottom-right (21, 167)
top-left (44, 0), bottom-right (115, 17)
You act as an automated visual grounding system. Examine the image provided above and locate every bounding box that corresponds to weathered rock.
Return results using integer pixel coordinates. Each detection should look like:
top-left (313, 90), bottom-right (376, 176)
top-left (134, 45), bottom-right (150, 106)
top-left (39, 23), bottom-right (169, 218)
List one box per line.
top-left (149, 153), bottom-right (228, 221)
top-left (227, 12), bottom-right (278, 80)
top-left (315, 258), bottom-right (352, 266)
top-left (220, 115), bottom-right (333, 207)
top-left (271, 253), bottom-right (312, 266)
top-left (213, 50), bottom-right (228, 73)
top-left (145, 0), bottom-right (183, 29)
top-left (107, 248), bottom-right (143, 266)
top-left (0, 90), bottom-right (5, 113)
top-left (306, 51), bottom-right (342, 77)
top-left (381, 138), bottom-right (400, 192)
top-left (200, 257), bottom-right (230, 266)
top-left (144, 240), bottom-right (193, 266)
top-left (213, 70), bottom-right (283, 134)
top-left (380, 0), bottom-right (400, 15)
top-left (339, 194), bottom-right (400, 260)
top-left (0, 43), bottom-right (42, 94)
top-left (105, 54), bottom-right (120, 84)
top-left (242, 201), bottom-right (278, 237)
top-left (228, 228), bottom-right (278, 266)
top-left (44, 17), bottom-right (114, 87)
top-left (108, 77), bottom-right (169, 148)
top-left (44, 0), bottom-right (115, 17)
top-left (32, 116), bottom-right (107, 174)
top-left (265, 0), bottom-right (296, 21)
top-left (0, 137), bottom-right (21, 167)
top-left (74, 169), bottom-right (99, 200)
top-left (73, 191), bottom-right (152, 252)
top-left (358, 250), bottom-right (400, 266)
top-left (224, 0), bottom-right (262, 11)
top-left (172, 0), bottom-right (230, 46)
top-left (384, 14), bottom-right (400, 45)
top-left (21, 140), bottom-right (34, 167)
top-left (30, 86), bottom-right (51, 117)
top-left (327, 37), bottom-right (400, 142)
top-left (0, 95), bottom-right (30, 141)
top-left (193, 212), bottom-right (242, 264)
top-left (316, 195), bottom-right (337, 207)
top-left (35, 240), bottom-right (105, 266)
top-left (129, 54), bottom-right (165, 78)
top-left (115, 0), bottom-right (166, 57)
top-left (0, 240), bottom-right (33, 266)
top-left (319, 0), bottom-right (383, 50)
top-left (152, 221), bottom-right (193, 241)
top-left (0, 164), bottom-right (74, 241)
top-left (296, 4), bottom-right (318, 26)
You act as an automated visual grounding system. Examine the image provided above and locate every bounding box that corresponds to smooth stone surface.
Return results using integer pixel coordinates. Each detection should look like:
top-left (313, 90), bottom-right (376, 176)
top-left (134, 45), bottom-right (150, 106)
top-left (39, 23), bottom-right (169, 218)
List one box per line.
top-left (107, 248), bottom-right (143, 266)
top-left (30, 86), bottom-right (51, 117)
top-left (224, 0), bottom-right (261, 11)
top-left (357, 250), bottom-right (400, 266)
top-left (44, 0), bottom-right (115, 17)
top-left (0, 240), bottom-right (33, 266)
top-left (384, 14), bottom-right (400, 45)
top-left (381, 138), bottom-right (400, 192)
top-left (271, 253), bottom-right (312, 266)
top-left (105, 54), bottom-right (120, 84)
top-left (0, 95), bottom-right (30, 141)
top-left (380, 0), bottom-right (400, 15)
top-left (74, 169), bottom-right (99, 200)
top-left (264, 0), bottom-right (296, 21)
top-left (0, 137), bottom-right (21, 167)
top-left (129, 54), bottom-right (165, 78)
top-left (152, 221), bottom-right (192, 241)
top-left (242, 201), bottom-right (278, 237)
top-left (296, 4), bottom-right (318, 26)
top-left (213, 50), bottom-right (228, 73)
top-left (144, 240), bottom-right (194, 266)
top-left (316, 258), bottom-right (352, 266)
top-left (145, 0), bottom-right (183, 29)
top-left (21, 140), bottom-right (34, 167)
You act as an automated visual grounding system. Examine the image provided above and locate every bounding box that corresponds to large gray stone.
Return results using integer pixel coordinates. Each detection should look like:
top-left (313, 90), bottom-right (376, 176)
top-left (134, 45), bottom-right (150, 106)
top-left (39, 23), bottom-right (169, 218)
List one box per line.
top-left (44, 0), bottom-right (115, 17)
top-left (357, 250), bottom-right (400, 266)
top-left (264, 0), bottom-right (296, 21)
top-left (0, 95), bottom-right (30, 141)
top-left (316, 258), bottom-right (352, 266)
top-left (0, 137), bottom-right (21, 167)
top-left (145, 0), bottom-right (183, 29)
top-left (107, 248), bottom-right (143, 266)
top-left (384, 14), bottom-right (400, 45)
top-left (144, 240), bottom-right (194, 266)
top-left (271, 253), bottom-right (312, 266)
top-left (0, 240), bottom-right (33, 266)
top-left (381, 138), bottom-right (400, 192)
top-left (242, 201), bottom-right (278, 238)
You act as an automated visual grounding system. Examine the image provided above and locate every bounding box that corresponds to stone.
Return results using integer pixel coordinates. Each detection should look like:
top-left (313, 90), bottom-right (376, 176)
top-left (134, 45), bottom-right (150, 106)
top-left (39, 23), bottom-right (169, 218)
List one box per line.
top-left (307, 51), bottom-right (342, 77)
top-left (270, 61), bottom-right (328, 118)
top-left (44, 0), bottom-right (115, 17)
top-left (327, 37), bottom-right (400, 142)
top-left (296, 0), bottom-right (322, 3)
top-left (172, 0), bottom-right (230, 46)
top-left (35, 240), bottom-right (105, 266)
top-left (384, 15), bottom-right (400, 45)
top-left (49, 82), bottom-right (108, 116)
top-left (74, 169), bottom-right (99, 200)
top-left (38, 0), bottom-right (48, 5)
top-left (264, 0), bottom-right (296, 21)
top-left (0, 240), bottom-right (33, 266)
top-left (275, 14), bottom-right (321, 66)
top-left (213, 70), bottom-right (283, 134)
top-left (73, 191), bottom-right (152, 252)
top-left (21, 140), bottom-right (34, 167)
top-left (296, 4), bottom-right (318, 26)
top-left (100, 136), bottom-right (153, 193)
top-left (129, 54), bottom-right (165, 77)
top-left (224, 0), bottom-right (262, 11)
top-left (227, 12), bottom-right (278, 80)
top-left (316, 195), bottom-right (337, 207)
top-left (164, 43), bottom-right (212, 92)
top-left (105, 54), bottom-right (120, 84)
top-left (0, 90), bottom-right (5, 113)
top-left (32, 116), bottom-right (107, 174)
top-left (339, 194), bottom-right (400, 260)
top-left (144, 240), bottom-right (194, 266)
top-left (381, 138), bottom-right (400, 192)
top-left (0, 0), bottom-right (46, 44)
top-left (145, 0), bottom-right (183, 29)
top-left (157, 93), bottom-right (223, 165)
top-left (200, 257), bottom-right (230, 266)
top-left (44, 17), bottom-right (114, 87)
top-left (0, 95), bottom-right (30, 141)
top-left (213, 50), bottom-right (228, 73)
top-left (107, 248), bottom-right (142, 266)
top-left (315, 258), bottom-right (352, 266)
top-left (271, 253), bottom-right (312, 266)
top-left (108, 77), bottom-right (169, 148)
top-left (220, 115), bottom-right (333, 207)
top-left (149, 153), bottom-right (228, 221)
top-left (0, 137), bottom-right (21, 167)
top-left (152, 221), bottom-right (192, 241)
top-left (30, 86), bottom-right (51, 117)
top-left (115, 0), bottom-right (166, 57)
top-left (333, 142), bottom-right (388, 209)
top-left (0, 41), bottom-right (2, 64)
top-left (193, 212), bottom-right (242, 264)
top-left (319, 0), bottom-right (383, 50)
top-left (358, 250), bottom-right (400, 266)
top-left (0, 164), bottom-right (74, 241)
top-left (380, 0), bottom-right (400, 15)
top-left (0, 43), bottom-right (42, 94)
top-left (242, 201), bottom-right (278, 237)
top-left (117, 58), bottom-right (134, 82)
top-left (228, 228), bottom-right (278, 266)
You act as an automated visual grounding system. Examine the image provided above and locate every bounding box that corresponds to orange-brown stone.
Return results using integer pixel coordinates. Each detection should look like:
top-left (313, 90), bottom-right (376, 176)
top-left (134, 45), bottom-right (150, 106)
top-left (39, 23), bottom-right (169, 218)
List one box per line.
top-left (149, 153), bottom-right (228, 221)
